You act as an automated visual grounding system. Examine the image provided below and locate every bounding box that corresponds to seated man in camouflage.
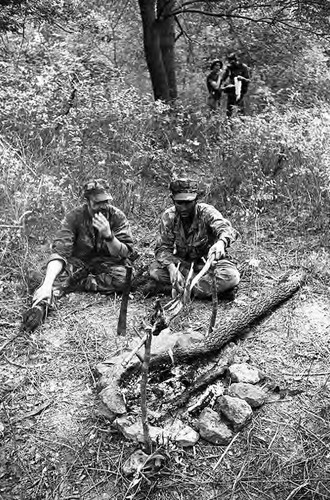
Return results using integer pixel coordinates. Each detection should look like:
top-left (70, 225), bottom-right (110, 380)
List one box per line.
top-left (32, 179), bottom-right (133, 305)
top-left (149, 178), bottom-right (240, 299)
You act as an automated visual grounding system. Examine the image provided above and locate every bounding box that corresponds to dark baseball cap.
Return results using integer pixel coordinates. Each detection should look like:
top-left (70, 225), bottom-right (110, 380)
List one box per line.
top-left (227, 52), bottom-right (238, 62)
top-left (83, 179), bottom-right (112, 202)
top-left (169, 178), bottom-right (198, 201)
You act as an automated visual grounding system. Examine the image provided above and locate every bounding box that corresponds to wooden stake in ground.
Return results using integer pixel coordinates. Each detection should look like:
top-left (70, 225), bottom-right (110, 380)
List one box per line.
top-left (140, 327), bottom-right (153, 454)
top-left (117, 251), bottom-right (139, 336)
top-left (117, 264), bottom-right (133, 336)
top-left (207, 267), bottom-right (218, 337)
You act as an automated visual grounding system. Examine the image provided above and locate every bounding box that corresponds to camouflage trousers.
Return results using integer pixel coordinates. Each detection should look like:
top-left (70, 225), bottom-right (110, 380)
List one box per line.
top-left (59, 257), bottom-right (128, 294)
top-left (149, 259), bottom-right (240, 299)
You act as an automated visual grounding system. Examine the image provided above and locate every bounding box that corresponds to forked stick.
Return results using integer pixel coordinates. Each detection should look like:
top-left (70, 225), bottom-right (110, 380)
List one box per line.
top-left (182, 262), bottom-right (195, 305)
top-left (188, 255), bottom-right (215, 298)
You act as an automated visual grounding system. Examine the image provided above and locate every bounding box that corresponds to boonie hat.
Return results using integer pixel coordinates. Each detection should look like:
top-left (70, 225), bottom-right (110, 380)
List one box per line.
top-left (170, 178), bottom-right (198, 201)
top-left (83, 179), bottom-right (112, 202)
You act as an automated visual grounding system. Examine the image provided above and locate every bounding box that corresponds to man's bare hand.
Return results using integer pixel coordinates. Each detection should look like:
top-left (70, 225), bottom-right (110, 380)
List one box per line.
top-left (168, 264), bottom-right (185, 294)
top-left (92, 212), bottom-right (112, 239)
top-left (208, 240), bottom-right (226, 261)
top-left (32, 283), bottom-right (52, 306)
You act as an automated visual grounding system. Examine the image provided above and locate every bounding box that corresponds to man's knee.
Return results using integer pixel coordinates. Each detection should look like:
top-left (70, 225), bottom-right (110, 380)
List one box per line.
top-left (214, 262), bottom-right (240, 291)
top-left (93, 266), bottom-right (127, 293)
top-left (226, 267), bottom-right (240, 289)
top-left (149, 262), bottom-right (170, 284)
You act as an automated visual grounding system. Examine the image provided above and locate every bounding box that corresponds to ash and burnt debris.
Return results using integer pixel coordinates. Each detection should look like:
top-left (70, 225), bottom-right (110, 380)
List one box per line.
top-left (96, 340), bottom-right (271, 451)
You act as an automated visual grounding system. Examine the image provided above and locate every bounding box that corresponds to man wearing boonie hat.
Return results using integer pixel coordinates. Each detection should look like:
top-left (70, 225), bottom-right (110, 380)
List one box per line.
top-left (32, 178), bottom-right (133, 304)
top-left (148, 178), bottom-right (240, 299)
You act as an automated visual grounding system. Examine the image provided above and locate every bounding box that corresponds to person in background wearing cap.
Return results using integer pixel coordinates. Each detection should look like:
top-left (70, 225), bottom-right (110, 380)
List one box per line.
top-left (148, 178), bottom-right (240, 299)
top-left (220, 53), bottom-right (250, 117)
top-left (206, 59), bottom-right (223, 110)
top-left (32, 179), bottom-right (133, 304)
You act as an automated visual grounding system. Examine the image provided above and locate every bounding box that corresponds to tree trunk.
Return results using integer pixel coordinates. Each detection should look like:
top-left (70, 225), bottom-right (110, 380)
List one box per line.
top-left (157, 0), bottom-right (177, 100)
top-left (138, 0), bottom-right (171, 101)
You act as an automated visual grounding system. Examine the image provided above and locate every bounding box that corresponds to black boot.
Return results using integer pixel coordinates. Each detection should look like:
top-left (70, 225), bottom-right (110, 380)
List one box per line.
top-left (21, 300), bottom-right (49, 332)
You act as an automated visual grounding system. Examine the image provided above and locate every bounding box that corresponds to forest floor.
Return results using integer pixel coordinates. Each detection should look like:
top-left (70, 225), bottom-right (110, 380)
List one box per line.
top-left (1, 210), bottom-right (330, 500)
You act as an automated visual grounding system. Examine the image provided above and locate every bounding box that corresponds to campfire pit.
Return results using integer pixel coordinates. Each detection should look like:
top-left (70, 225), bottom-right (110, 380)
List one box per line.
top-left (95, 270), bottom-right (306, 456)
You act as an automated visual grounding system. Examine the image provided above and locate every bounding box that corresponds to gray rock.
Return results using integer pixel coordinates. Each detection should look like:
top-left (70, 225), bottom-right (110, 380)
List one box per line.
top-left (175, 426), bottom-right (199, 447)
top-left (230, 347), bottom-right (250, 365)
top-left (198, 408), bottom-right (233, 445)
top-left (94, 402), bottom-right (117, 422)
top-left (218, 395), bottom-right (253, 431)
top-left (228, 363), bottom-right (262, 384)
top-left (115, 415), bottom-right (163, 444)
top-left (99, 385), bottom-right (126, 416)
top-left (122, 450), bottom-right (149, 476)
top-left (162, 419), bottom-right (199, 447)
top-left (227, 382), bottom-right (266, 408)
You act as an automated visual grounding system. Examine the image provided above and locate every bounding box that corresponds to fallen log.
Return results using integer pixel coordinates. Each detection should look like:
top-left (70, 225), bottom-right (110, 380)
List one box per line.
top-left (143, 270), bottom-right (306, 369)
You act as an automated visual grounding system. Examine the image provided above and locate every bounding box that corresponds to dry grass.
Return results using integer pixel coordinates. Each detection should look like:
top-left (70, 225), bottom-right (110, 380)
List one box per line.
top-left (1, 216), bottom-right (330, 500)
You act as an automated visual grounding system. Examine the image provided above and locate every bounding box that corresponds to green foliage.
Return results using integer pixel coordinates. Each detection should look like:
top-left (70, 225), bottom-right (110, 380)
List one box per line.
top-left (0, 0), bottom-right (86, 33)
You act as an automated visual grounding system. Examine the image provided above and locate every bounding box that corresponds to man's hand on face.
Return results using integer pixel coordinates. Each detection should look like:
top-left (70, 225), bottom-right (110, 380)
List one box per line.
top-left (208, 240), bottom-right (226, 261)
top-left (92, 212), bottom-right (112, 239)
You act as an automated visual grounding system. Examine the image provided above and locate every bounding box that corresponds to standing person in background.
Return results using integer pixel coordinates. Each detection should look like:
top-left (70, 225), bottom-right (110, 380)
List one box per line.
top-left (206, 59), bottom-right (223, 111)
top-left (221, 53), bottom-right (250, 117)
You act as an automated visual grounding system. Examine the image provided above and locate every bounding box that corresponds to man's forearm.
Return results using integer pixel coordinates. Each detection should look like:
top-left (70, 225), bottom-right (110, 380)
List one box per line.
top-left (44, 260), bottom-right (64, 287)
top-left (167, 262), bottom-right (177, 273)
top-left (104, 234), bottom-right (128, 258)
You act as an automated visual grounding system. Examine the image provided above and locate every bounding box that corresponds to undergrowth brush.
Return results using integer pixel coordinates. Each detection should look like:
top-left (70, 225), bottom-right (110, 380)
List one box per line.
top-left (1, 78), bottom-right (330, 294)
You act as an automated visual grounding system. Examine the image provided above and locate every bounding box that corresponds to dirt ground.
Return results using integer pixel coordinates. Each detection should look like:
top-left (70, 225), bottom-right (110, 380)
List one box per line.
top-left (1, 220), bottom-right (330, 500)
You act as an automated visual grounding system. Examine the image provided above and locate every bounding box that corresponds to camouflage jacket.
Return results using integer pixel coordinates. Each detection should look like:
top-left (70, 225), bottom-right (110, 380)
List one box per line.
top-left (155, 203), bottom-right (237, 266)
top-left (48, 204), bottom-right (133, 266)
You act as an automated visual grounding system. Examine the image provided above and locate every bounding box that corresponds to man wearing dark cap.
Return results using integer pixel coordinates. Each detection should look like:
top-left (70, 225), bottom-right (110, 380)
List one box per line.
top-left (32, 179), bottom-right (133, 304)
top-left (148, 178), bottom-right (240, 299)
top-left (220, 53), bottom-right (250, 117)
top-left (206, 59), bottom-right (224, 110)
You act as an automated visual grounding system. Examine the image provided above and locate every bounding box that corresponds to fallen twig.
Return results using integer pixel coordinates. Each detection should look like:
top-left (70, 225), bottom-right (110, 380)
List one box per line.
top-left (186, 387), bottom-right (214, 414)
top-left (285, 481), bottom-right (310, 500)
top-left (300, 423), bottom-right (330, 452)
top-left (3, 354), bottom-right (47, 370)
top-left (213, 433), bottom-right (240, 470)
top-left (122, 334), bottom-right (148, 367)
top-left (283, 371), bottom-right (330, 377)
top-left (13, 400), bottom-right (52, 423)
top-left (0, 333), bottom-right (21, 354)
